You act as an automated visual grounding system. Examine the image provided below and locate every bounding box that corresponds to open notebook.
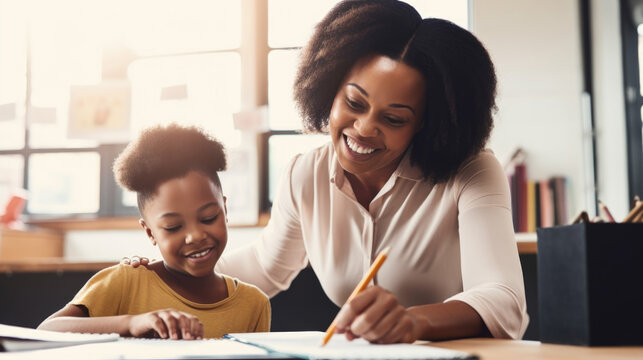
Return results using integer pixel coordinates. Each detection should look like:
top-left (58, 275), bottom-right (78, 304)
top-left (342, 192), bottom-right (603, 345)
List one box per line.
top-left (1, 328), bottom-right (476, 360)
top-left (225, 331), bottom-right (477, 360)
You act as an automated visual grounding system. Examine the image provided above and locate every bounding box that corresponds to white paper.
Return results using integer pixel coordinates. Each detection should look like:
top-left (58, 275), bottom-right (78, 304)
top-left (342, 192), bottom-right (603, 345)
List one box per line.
top-left (1, 338), bottom-right (270, 360)
top-left (0, 323), bottom-right (118, 352)
top-left (226, 331), bottom-right (475, 360)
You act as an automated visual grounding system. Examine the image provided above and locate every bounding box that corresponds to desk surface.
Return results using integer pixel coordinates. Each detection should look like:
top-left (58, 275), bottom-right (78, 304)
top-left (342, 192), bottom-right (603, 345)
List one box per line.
top-left (430, 338), bottom-right (643, 360)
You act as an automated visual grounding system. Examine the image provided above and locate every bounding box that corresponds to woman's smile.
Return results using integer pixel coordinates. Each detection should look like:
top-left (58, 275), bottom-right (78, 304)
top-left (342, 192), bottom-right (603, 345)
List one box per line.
top-left (343, 134), bottom-right (381, 160)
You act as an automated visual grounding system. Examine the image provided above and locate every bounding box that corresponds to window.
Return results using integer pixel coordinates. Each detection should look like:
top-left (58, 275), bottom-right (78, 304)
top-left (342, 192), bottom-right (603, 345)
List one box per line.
top-left (0, 0), bottom-right (244, 219)
top-left (620, 0), bottom-right (643, 200)
top-left (0, 0), bottom-right (469, 222)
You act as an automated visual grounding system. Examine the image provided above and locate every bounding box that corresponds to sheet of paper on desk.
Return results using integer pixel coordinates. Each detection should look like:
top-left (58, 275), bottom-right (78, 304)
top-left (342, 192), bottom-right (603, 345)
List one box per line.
top-left (225, 331), bottom-right (477, 360)
top-left (0, 323), bottom-right (118, 352)
top-left (1, 338), bottom-right (283, 360)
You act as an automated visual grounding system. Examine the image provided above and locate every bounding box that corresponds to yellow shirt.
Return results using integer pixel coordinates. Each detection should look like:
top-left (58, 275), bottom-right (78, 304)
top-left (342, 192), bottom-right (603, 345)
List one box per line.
top-left (71, 264), bottom-right (270, 338)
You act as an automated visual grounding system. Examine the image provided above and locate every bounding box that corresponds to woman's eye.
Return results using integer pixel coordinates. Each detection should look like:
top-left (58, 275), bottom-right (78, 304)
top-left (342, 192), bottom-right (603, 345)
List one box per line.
top-left (345, 97), bottom-right (364, 110)
top-left (385, 116), bottom-right (405, 126)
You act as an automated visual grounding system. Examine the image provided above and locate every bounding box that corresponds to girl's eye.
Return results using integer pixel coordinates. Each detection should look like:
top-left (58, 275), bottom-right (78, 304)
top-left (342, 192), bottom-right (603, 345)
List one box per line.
top-left (164, 226), bottom-right (181, 233)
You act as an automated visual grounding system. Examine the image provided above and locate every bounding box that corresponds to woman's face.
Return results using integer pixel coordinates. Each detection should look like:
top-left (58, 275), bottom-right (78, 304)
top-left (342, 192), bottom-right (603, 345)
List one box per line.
top-left (140, 171), bottom-right (227, 278)
top-left (329, 55), bottom-right (426, 182)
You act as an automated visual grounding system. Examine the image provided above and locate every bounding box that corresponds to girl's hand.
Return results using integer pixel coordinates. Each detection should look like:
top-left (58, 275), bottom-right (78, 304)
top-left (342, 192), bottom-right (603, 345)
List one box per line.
top-left (120, 256), bottom-right (150, 268)
top-left (333, 286), bottom-right (426, 344)
top-left (128, 309), bottom-right (204, 340)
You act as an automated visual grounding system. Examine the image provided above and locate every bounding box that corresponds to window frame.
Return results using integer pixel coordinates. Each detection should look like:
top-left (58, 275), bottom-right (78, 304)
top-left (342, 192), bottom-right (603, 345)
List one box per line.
top-left (620, 0), bottom-right (643, 201)
top-left (2, 1), bottom-right (252, 220)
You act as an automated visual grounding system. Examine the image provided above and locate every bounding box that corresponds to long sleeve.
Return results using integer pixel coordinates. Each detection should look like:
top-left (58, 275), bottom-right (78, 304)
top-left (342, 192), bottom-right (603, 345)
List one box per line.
top-left (216, 155), bottom-right (309, 297)
top-left (445, 152), bottom-right (529, 339)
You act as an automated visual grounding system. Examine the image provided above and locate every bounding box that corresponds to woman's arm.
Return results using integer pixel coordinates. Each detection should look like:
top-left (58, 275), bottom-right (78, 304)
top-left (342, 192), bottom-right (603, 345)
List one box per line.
top-left (407, 300), bottom-right (490, 340)
top-left (216, 154), bottom-right (309, 296)
top-left (447, 152), bottom-right (528, 339)
top-left (335, 152), bottom-right (527, 343)
top-left (38, 304), bottom-right (203, 339)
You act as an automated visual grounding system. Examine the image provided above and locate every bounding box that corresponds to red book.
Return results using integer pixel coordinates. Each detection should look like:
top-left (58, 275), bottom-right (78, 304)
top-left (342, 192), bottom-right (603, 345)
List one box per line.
top-left (514, 163), bottom-right (528, 233)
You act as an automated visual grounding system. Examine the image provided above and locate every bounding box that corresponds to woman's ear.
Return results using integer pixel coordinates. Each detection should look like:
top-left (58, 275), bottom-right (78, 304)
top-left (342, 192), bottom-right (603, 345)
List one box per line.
top-left (139, 219), bottom-right (156, 246)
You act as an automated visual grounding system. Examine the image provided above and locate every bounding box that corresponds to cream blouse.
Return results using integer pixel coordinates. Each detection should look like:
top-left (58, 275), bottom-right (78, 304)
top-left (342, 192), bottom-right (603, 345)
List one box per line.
top-left (217, 142), bottom-right (529, 339)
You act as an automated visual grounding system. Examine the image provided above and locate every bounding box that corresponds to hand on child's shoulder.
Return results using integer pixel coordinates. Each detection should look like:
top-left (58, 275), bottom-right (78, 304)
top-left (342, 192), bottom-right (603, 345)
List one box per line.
top-left (128, 308), bottom-right (203, 340)
top-left (121, 256), bottom-right (152, 268)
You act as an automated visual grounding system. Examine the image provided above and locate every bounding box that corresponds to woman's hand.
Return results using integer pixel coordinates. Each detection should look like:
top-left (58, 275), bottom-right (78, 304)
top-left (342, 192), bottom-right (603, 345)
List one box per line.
top-left (333, 286), bottom-right (427, 344)
top-left (120, 256), bottom-right (151, 268)
top-left (128, 309), bottom-right (203, 340)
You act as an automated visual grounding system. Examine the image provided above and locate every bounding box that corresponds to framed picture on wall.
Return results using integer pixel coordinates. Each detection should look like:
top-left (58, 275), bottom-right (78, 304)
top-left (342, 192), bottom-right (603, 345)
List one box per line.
top-left (68, 81), bottom-right (131, 143)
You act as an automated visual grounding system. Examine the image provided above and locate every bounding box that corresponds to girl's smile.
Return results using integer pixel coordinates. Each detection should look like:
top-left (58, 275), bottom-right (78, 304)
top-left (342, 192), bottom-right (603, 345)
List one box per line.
top-left (140, 170), bottom-right (228, 279)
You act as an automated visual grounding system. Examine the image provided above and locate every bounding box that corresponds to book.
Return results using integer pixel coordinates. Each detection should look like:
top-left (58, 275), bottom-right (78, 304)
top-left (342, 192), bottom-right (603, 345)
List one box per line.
top-left (1, 337), bottom-right (284, 359)
top-left (225, 331), bottom-right (477, 360)
top-left (510, 172), bottom-right (519, 232)
top-left (539, 179), bottom-right (554, 228)
top-left (526, 180), bottom-right (536, 233)
top-left (0, 323), bottom-right (118, 352)
top-left (534, 182), bottom-right (541, 228)
top-left (514, 163), bottom-right (528, 233)
top-left (552, 176), bottom-right (568, 225)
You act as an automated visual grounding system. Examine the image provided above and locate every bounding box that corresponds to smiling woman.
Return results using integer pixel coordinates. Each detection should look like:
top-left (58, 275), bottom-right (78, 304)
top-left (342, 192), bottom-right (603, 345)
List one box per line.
top-left (214, 0), bottom-right (528, 344)
top-left (328, 55), bottom-right (426, 207)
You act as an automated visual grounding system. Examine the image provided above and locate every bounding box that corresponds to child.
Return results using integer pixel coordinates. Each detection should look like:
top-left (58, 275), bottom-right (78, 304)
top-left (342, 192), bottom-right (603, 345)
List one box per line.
top-left (38, 124), bottom-right (270, 339)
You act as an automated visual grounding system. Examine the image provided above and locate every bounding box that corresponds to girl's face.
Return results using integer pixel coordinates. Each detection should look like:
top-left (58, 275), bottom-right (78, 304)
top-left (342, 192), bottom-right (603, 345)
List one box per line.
top-left (140, 171), bottom-right (227, 278)
top-left (329, 55), bottom-right (426, 184)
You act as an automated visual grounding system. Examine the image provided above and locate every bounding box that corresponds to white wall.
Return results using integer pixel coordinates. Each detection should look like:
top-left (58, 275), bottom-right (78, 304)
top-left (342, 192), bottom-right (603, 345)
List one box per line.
top-left (471, 0), bottom-right (588, 219)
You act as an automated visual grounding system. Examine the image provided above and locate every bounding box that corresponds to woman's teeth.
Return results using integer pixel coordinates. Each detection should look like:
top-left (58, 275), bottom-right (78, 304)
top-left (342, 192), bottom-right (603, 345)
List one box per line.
top-left (188, 248), bottom-right (211, 258)
top-left (346, 136), bottom-right (376, 154)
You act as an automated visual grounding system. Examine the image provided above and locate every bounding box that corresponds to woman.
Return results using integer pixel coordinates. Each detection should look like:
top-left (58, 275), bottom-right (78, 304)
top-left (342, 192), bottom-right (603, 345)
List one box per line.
top-left (129, 0), bottom-right (528, 343)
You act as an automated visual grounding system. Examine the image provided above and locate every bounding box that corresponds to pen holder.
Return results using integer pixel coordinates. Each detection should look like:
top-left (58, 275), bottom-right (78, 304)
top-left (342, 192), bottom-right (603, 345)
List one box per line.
top-left (537, 223), bottom-right (643, 346)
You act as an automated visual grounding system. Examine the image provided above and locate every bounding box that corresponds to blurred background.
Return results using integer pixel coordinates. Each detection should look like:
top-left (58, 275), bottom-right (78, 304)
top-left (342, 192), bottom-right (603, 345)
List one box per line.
top-left (0, 0), bottom-right (642, 339)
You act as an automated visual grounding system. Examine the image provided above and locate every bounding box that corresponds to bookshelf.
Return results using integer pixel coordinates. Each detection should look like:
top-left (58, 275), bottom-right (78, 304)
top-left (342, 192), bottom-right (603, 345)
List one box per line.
top-left (471, 0), bottom-right (590, 226)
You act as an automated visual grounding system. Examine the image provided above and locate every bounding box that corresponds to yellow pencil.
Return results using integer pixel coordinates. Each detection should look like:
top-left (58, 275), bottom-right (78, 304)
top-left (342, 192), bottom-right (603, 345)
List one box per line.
top-left (624, 201), bottom-right (643, 223)
top-left (320, 246), bottom-right (391, 347)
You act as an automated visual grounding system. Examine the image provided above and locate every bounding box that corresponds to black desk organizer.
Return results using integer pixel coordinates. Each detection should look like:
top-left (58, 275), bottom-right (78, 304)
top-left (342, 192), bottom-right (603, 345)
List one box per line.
top-left (537, 223), bottom-right (643, 346)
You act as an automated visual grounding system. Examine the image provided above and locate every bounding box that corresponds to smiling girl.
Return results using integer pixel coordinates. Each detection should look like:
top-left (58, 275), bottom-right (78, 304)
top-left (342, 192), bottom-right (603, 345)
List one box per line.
top-left (38, 124), bottom-right (270, 339)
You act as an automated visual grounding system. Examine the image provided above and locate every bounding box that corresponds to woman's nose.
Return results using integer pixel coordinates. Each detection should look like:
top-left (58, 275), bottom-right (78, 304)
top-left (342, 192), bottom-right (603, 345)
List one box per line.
top-left (354, 113), bottom-right (379, 137)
